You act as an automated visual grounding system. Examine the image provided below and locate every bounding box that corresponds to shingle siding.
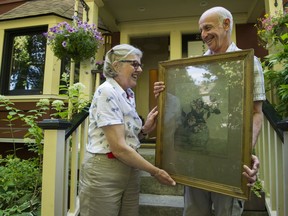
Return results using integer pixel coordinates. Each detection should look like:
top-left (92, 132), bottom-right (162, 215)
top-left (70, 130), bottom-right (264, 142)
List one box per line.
top-left (0, 0), bottom-right (83, 21)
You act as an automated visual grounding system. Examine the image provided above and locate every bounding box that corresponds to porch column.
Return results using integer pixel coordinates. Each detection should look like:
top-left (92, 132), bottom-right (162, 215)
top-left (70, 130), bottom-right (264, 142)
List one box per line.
top-left (170, 30), bottom-right (182, 60)
top-left (79, 0), bottom-right (104, 100)
top-left (43, 42), bottom-right (62, 95)
top-left (264, 0), bottom-right (283, 15)
top-left (38, 119), bottom-right (71, 216)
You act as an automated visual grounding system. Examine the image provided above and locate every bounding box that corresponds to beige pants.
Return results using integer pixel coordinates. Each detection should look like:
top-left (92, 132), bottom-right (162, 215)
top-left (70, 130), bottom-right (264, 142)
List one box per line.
top-left (183, 186), bottom-right (244, 216)
top-left (79, 152), bottom-right (140, 216)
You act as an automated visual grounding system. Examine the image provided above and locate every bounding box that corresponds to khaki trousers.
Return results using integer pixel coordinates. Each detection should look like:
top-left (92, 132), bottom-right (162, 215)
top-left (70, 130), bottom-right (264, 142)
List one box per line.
top-left (183, 186), bottom-right (244, 216)
top-left (79, 152), bottom-right (140, 216)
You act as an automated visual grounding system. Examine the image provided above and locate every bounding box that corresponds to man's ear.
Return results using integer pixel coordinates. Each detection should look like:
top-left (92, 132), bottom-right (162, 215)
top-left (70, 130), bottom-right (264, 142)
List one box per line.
top-left (223, 18), bottom-right (230, 31)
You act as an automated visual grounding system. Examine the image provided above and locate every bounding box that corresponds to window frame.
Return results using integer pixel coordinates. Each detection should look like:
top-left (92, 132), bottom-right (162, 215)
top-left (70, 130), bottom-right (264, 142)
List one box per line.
top-left (0, 25), bottom-right (48, 95)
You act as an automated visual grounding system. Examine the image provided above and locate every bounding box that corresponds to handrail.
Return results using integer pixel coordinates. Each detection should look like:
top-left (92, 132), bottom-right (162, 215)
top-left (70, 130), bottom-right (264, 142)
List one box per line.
top-left (262, 100), bottom-right (283, 141)
top-left (65, 106), bottom-right (89, 139)
top-left (277, 118), bottom-right (288, 131)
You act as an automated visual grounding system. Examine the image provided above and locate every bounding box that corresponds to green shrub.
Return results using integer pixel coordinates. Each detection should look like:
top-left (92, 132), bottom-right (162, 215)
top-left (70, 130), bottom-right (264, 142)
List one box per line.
top-left (0, 156), bottom-right (41, 216)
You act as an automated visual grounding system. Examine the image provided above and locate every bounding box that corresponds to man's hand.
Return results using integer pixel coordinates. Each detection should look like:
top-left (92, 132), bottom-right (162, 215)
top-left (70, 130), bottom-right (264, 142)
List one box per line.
top-left (242, 154), bottom-right (260, 187)
top-left (154, 81), bottom-right (165, 99)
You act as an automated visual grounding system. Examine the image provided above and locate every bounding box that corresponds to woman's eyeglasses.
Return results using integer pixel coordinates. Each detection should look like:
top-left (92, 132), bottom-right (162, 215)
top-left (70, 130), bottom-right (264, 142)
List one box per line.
top-left (119, 60), bottom-right (144, 70)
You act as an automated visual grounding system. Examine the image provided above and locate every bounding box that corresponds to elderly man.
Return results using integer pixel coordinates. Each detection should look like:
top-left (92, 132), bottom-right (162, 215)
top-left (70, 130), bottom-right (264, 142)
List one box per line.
top-left (185, 6), bottom-right (266, 216)
top-left (154, 6), bottom-right (266, 216)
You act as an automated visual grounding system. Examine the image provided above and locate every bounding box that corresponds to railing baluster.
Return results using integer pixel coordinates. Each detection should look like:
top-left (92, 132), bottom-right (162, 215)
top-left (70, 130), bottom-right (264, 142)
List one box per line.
top-left (268, 125), bottom-right (277, 209)
top-left (64, 137), bottom-right (71, 214)
top-left (80, 118), bottom-right (89, 165)
top-left (277, 119), bottom-right (288, 216)
top-left (68, 128), bottom-right (80, 215)
top-left (275, 132), bottom-right (284, 216)
top-left (283, 131), bottom-right (288, 216)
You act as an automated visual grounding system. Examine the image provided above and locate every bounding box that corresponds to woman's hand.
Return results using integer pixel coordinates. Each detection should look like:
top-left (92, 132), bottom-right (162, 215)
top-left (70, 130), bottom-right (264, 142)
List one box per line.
top-left (242, 154), bottom-right (260, 187)
top-left (152, 168), bottom-right (176, 186)
top-left (142, 106), bottom-right (158, 134)
top-left (154, 81), bottom-right (165, 99)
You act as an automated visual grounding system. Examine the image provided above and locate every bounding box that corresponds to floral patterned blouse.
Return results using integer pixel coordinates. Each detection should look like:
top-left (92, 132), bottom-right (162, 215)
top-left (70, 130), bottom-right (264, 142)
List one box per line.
top-left (86, 78), bottom-right (143, 154)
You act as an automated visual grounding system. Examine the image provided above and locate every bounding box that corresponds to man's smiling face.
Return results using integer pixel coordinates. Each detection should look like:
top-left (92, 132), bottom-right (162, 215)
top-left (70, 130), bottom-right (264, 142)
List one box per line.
top-left (199, 12), bottom-right (230, 54)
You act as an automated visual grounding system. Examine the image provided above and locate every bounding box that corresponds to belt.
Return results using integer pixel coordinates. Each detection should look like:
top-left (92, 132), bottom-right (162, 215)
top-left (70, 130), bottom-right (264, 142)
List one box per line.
top-left (106, 152), bottom-right (116, 159)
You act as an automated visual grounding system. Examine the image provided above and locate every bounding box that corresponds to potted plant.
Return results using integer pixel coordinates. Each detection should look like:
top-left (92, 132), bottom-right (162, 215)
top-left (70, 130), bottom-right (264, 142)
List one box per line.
top-left (255, 11), bottom-right (288, 118)
top-left (244, 178), bottom-right (266, 211)
top-left (255, 11), bottom-right (288, 49)
top-left (91, 58), bottom-right (106, 83)
top-left (44, 16), bottom-right (104, 63)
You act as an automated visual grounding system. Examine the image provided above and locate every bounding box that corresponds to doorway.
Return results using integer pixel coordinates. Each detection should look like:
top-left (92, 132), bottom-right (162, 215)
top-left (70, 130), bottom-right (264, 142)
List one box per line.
top-left (130, 36), bottom-right (170, 139)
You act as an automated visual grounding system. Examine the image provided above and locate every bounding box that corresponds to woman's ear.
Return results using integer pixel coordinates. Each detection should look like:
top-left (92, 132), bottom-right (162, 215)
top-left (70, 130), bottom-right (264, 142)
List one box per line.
top-left (112, 61), bottom-right (119, 71)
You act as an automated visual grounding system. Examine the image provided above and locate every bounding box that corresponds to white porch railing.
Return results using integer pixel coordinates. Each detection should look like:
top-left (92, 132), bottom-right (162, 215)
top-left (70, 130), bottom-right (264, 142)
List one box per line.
top-left (39, 103), bottom-right (288, 216)
top-left (39, 116), bottom-right (88, 216)
top-left (256, 107), bottom-right (288, 216)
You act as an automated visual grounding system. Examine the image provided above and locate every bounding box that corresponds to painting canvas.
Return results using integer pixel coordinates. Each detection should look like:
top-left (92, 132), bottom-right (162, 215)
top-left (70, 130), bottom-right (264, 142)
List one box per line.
top-left (155, 49), bottom-right (254, 200)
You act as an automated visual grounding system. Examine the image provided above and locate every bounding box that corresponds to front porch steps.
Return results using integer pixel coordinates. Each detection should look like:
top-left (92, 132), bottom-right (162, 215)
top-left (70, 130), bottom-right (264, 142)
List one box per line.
top-left (138, 147), bottom-right (269, 216)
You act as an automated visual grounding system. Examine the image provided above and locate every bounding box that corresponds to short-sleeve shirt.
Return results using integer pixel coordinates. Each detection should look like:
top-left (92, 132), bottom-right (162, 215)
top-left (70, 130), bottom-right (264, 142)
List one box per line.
top-left (204, 42), bottom-right (266, 102)
top-left (86, 78), bottom-right (143, 154)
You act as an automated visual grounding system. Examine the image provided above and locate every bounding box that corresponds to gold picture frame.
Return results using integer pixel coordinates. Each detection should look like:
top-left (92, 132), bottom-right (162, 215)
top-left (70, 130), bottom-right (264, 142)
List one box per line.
top-left (155, 49), bottom-right (254, 200)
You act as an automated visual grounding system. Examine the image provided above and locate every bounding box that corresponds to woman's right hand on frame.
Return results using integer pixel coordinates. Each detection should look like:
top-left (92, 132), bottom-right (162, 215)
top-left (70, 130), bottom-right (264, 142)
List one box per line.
top-left (152, 168), bottom-right (176, 186)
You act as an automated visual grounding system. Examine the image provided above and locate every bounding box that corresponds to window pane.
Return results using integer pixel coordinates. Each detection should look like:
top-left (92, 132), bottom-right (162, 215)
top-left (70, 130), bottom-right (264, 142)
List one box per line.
top-left (9, 33), bottom-right (46, 93)
top-left (59, 57), bottom-right (80, 94)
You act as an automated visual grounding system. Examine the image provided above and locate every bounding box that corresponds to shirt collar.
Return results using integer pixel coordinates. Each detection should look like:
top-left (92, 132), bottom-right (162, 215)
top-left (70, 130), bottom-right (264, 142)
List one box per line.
top-left (204, 42), bottom-right (238, 55)
top-left (106, 78), bottom-right (135, 100)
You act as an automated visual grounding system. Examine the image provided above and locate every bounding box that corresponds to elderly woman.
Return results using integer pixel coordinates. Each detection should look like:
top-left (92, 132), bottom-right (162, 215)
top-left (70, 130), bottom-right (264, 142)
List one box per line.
top-left (79, 44), bottom-right (176, 216)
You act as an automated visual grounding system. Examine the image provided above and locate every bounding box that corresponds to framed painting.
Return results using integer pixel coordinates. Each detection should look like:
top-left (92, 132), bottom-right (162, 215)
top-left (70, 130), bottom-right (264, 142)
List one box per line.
top-left (155, 49), bottom-right (254, 200)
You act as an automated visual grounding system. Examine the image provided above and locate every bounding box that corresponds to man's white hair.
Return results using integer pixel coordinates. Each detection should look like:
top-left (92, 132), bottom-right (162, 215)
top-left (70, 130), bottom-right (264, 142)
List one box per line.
top-left (201, 6), bottom-right (233, 34)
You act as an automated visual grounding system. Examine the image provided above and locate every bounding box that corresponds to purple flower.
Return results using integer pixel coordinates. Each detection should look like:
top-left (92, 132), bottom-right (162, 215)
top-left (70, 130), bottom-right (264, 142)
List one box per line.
top-left (62, 41), bottom-right (67, 47)
top-left (45, 16), bottom-right (104, 62)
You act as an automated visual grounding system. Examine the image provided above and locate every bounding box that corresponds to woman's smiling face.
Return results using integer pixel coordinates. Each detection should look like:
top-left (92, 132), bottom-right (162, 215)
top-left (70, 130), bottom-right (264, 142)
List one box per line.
top-left (113, 54), bottom-right (143, 90)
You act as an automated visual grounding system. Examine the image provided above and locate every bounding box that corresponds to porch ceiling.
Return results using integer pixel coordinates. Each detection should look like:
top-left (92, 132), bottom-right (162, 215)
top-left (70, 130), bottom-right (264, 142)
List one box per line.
top-left (99, 0), bottom-right (266, 32)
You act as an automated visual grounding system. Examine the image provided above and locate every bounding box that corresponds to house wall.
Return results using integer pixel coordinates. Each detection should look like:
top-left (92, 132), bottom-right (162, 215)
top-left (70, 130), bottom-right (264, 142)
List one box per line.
top-left (0, 15), bottom-right (72, 155)
top-left (0, 15), bottom-right (71, 99)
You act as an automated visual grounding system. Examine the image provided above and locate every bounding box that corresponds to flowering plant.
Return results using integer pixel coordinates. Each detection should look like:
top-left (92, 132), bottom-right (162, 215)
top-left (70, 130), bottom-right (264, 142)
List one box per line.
top-left (44, 17), bottom-right (104, 62)
top-left (255, 11), bottom-right (288, 48)
top-left (90, 58), bottom-right (104, 71)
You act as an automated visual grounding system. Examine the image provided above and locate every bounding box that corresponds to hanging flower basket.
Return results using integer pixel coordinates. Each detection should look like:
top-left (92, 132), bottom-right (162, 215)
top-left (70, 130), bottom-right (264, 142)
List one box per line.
top-left (44, 17), bottom-right (104, 63)
top-left (255, 11), bottom-right (288, 49)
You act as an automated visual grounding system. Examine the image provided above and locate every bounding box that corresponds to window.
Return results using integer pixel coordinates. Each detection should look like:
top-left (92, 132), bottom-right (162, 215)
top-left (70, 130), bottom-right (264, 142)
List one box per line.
top-left (1, 26), bottom-right (47, 95)
top-left (182, 33), bottom-right (207, 58)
